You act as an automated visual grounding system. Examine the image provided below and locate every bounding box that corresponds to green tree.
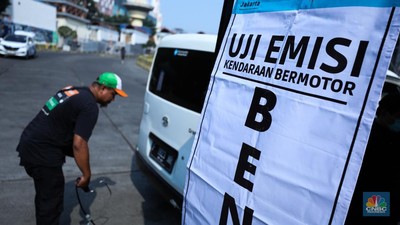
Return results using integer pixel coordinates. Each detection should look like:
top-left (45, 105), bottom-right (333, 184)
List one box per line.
top-left (144, 38), bottom-right (156, 48)
top-left (85, 0), bottom-right (103, 22)
top-left (58, 26), bottom-right (77, 40)
top-left (0, 0), bottom-right (10, 14)
top-left (104, 15), bottom-right (130, 30)
top-left (143, 16), bottom-right (157, 36)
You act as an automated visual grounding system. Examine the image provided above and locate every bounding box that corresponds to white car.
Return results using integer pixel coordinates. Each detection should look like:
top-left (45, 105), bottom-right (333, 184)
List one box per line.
top-left (0, 30), bottom-right (36, 59)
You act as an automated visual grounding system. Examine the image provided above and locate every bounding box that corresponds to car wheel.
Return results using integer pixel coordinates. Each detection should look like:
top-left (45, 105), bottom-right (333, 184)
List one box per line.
top-left (26, 50), bottom-right (32, 59)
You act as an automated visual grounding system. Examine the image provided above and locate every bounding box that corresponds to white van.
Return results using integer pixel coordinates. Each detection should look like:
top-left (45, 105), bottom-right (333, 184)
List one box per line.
top-left (135, 33), bottom-right (217, 208)
top-left (135, 33), bottom-right (400, 210)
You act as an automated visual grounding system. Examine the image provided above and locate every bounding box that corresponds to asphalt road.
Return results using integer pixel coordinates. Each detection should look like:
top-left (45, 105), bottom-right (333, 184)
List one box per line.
top-left (0, 52), bottom-right (182, 225)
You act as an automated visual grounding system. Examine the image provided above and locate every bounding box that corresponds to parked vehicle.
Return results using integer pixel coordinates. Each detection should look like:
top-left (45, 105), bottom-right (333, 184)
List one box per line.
top-left (135, 33), bottom-right (400, 210)
top-left (383, 70), bottom-right (400, 96)
top-left (135, 33), bottom-right (217, 208)
top-left (0, 30), bottom-right (36, 59)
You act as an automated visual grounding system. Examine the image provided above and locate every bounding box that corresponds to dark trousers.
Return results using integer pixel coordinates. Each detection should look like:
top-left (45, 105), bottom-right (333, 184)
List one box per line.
top-left (24, 165), bottom-right (64, 225)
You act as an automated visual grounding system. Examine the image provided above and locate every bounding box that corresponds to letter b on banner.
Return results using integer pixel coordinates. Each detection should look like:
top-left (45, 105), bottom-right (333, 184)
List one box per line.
top-left (245, 87), bottom-right (277, 131)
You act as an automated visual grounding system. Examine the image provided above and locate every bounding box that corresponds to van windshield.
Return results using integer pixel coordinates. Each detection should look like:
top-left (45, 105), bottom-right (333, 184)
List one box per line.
top-left (149, 47), bottom-right (217, 113)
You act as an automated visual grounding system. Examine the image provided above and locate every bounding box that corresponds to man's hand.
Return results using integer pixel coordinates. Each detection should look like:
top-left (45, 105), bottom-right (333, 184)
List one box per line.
top-left (76, 176), bottom-right (91, 192)
top-left (73, 134), bottom-right (91, 190)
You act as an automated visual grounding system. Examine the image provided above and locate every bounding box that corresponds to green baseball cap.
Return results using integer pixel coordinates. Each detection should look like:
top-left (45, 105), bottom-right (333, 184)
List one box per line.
top-left (96, 72), bottom-right (128, 97)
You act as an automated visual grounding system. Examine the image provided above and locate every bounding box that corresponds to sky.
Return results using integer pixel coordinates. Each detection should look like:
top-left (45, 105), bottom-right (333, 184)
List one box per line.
top-left (159, 0), bottom-right (225, 34)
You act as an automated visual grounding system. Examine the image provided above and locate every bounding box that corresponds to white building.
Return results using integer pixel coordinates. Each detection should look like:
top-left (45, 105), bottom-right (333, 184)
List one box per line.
top-left (119, 27), bottom-right (148, 45)
top-left (87, 25), bottom-right (119, 42)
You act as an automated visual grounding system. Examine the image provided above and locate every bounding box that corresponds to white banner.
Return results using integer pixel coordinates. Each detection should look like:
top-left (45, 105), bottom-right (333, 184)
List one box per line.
top-left (183, 1), bottom-right (400, 225)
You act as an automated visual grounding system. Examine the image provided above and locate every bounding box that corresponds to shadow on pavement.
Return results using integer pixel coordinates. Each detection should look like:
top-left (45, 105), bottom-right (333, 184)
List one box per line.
top-left (130, 154), bottom-right (182, 225)
top-left (61, 177), bottom-right (116, 225)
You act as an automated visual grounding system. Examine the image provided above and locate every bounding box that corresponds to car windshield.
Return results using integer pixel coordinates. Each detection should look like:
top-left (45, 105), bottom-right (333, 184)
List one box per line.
top-left (4, 34), bottom-right (27, 43)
